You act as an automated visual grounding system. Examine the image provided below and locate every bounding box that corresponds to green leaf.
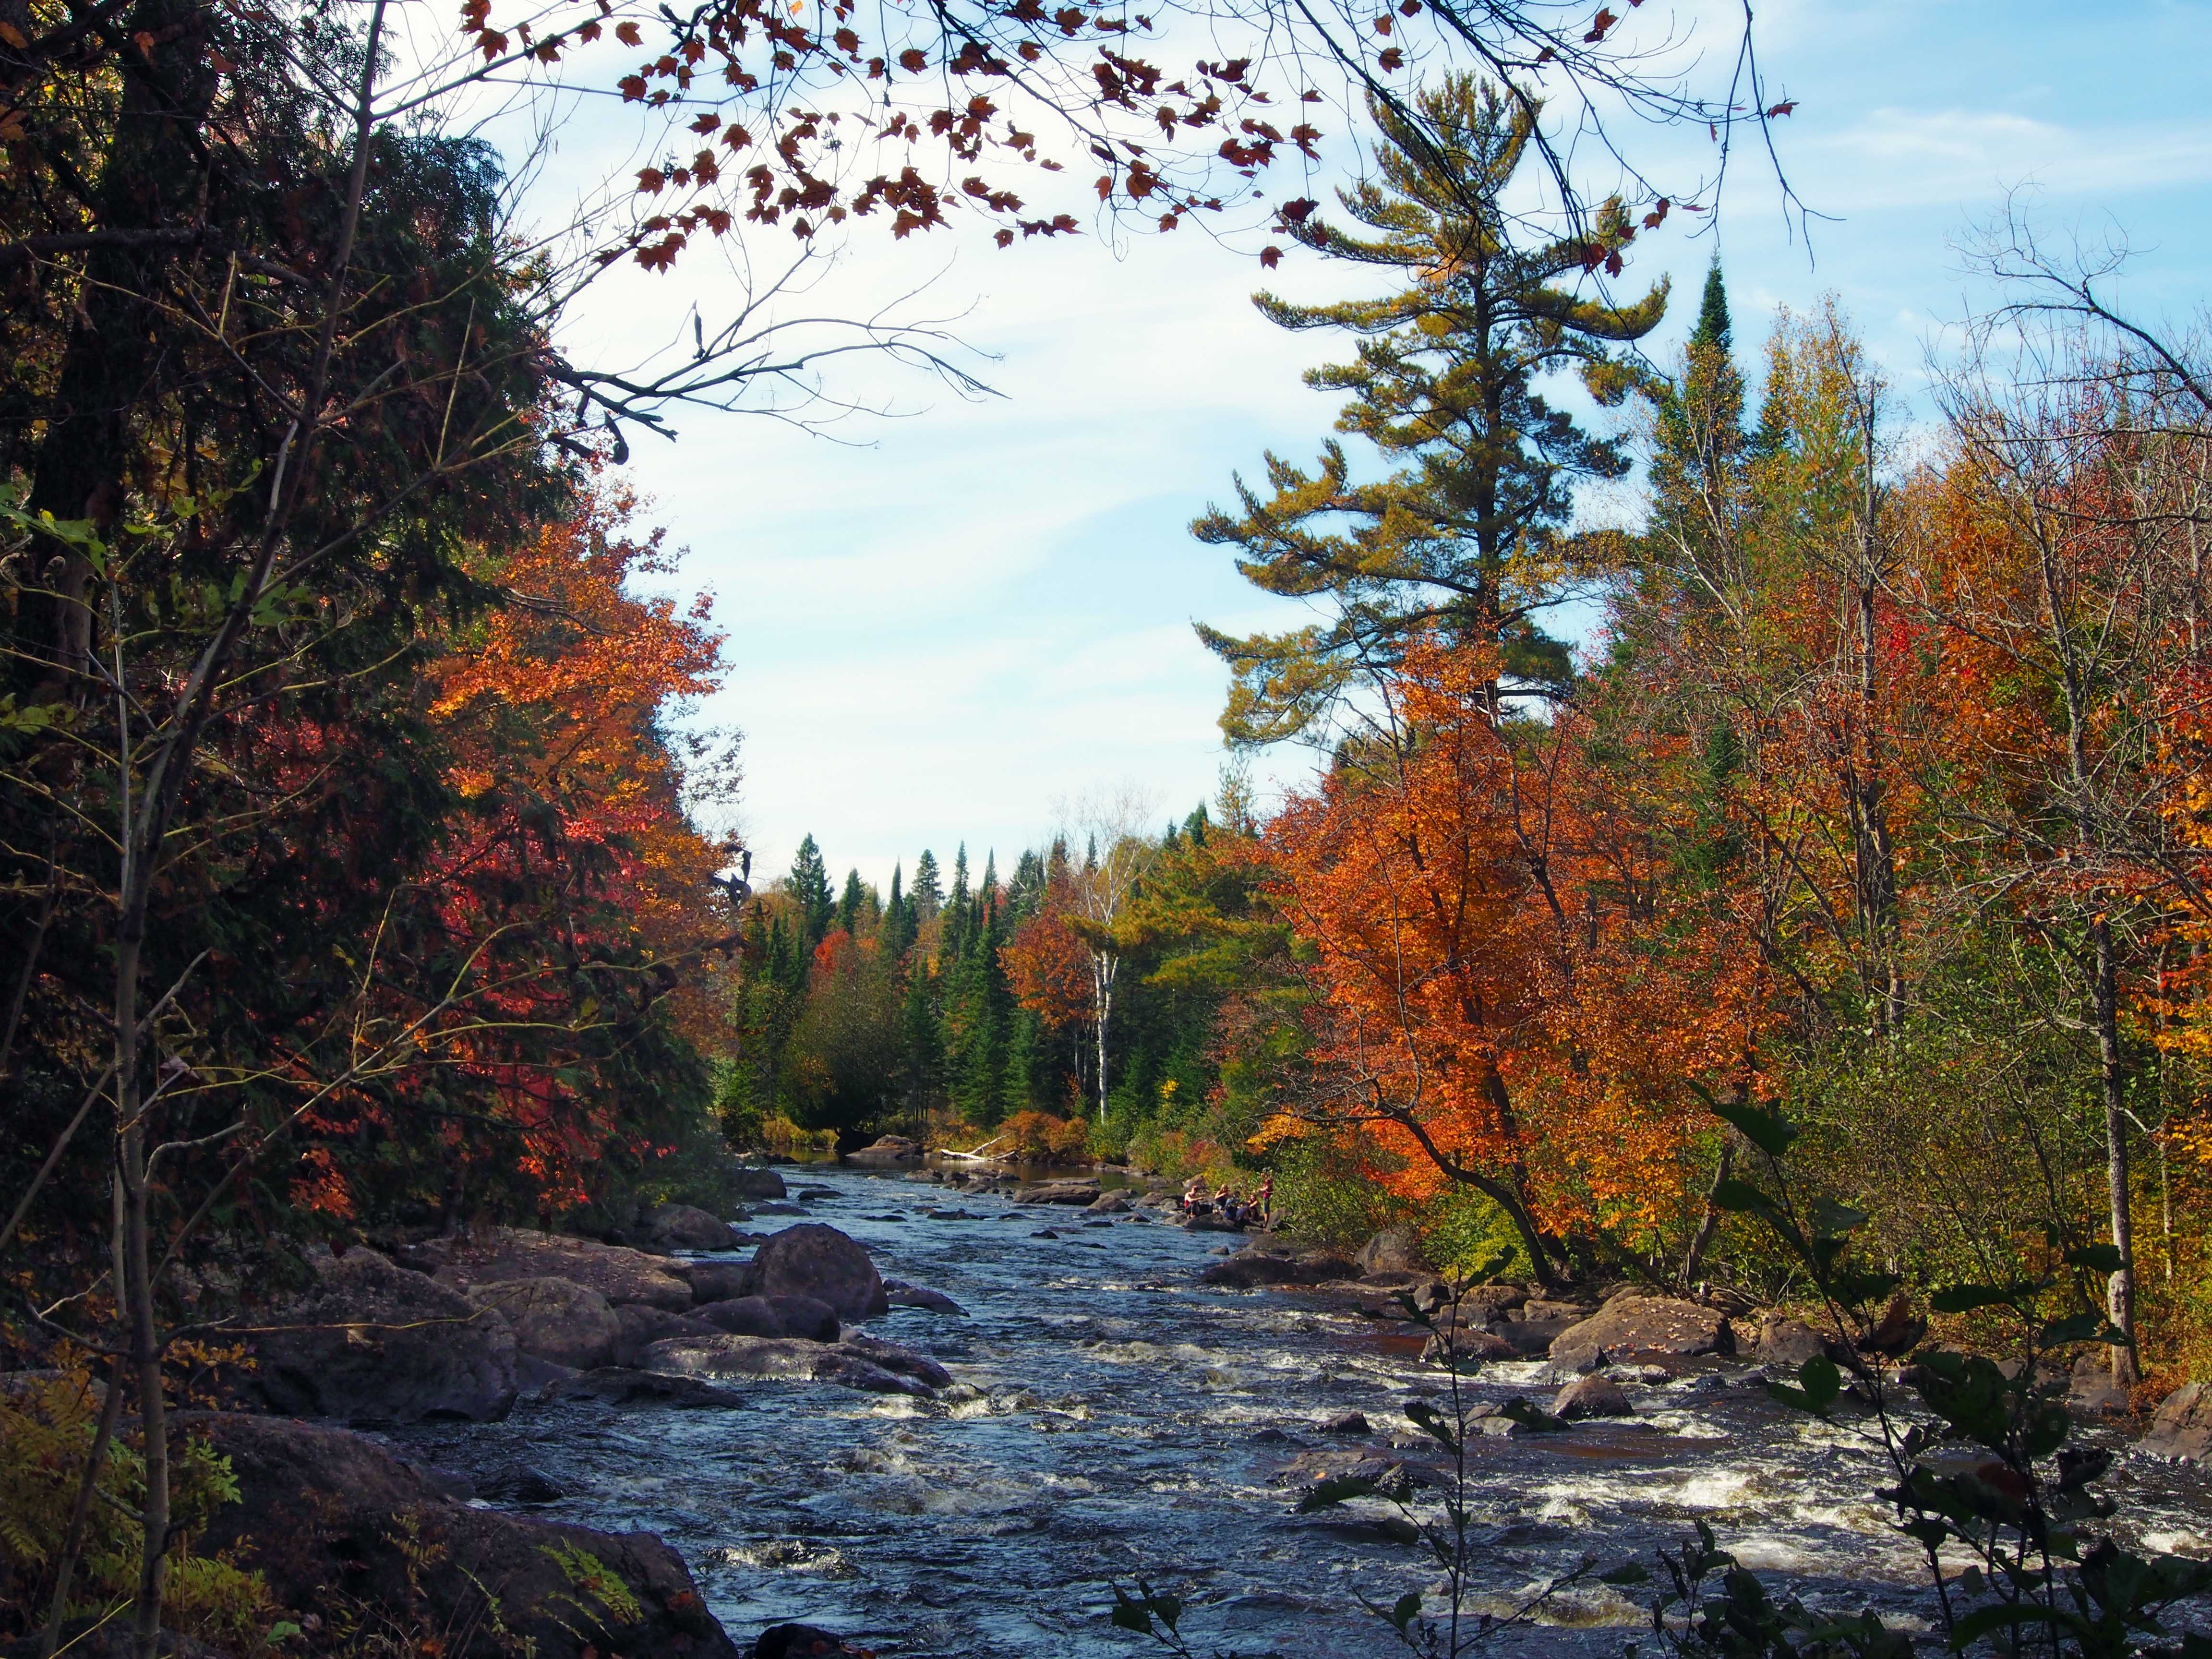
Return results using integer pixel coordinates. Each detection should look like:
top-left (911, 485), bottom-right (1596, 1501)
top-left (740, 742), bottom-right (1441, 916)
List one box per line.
top-left (1797, 1353), bottom-right (1841, 1410)
top-left (2037, 1311), bottom-right (2116, 1346)
top-left (1707, 1177), bottom-right (1778, 1214)
top-left (1930, 1282), bottom-right (2036, 1314)
top-left (1948, 1600), bottom-right (2089, 1650)
top-left (1110, 1603), bottom-right (1153, 1635)
top-left (1709, 1099), bottom-right (1797, 1157)
top-left (1390, 1592), bottom-right (1422, 1632)
top-left (2064, 1243), bottom-right (2124, 1273)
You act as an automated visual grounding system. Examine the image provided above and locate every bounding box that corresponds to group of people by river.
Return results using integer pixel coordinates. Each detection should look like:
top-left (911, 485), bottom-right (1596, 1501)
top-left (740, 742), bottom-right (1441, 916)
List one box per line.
top-left (1180, 1173), bottom-right (1272, 1228)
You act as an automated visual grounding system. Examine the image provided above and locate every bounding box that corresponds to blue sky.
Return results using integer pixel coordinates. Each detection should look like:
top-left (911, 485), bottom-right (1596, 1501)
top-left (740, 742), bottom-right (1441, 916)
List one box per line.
top-left (522, 0), bottom-right (2212, 895)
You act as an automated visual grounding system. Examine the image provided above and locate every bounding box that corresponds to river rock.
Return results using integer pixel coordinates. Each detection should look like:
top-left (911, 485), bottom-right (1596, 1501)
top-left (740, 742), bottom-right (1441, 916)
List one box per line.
top-left (2068, 1350), bottom-right (2133, 1418)
top-left (844, 1135), bottom-right (923, 1165)
top-left (1198, 1247), bottom-right (1358, 1288)
top-left (1086, 1192), bottom-right (1132, 1214)
top-left (1321, 1410), bottom-right (1370, 1435)
top-left (184, 1412), bottom-right (740, 1659)
top-left (643, 1334), bottom-right (938, 1395)
top-left (463, 1276), bottom-right (620, 1372)
top-left (1419, 1321), bottom-right (1516, 1366)
top-left (1020, 1181), bottom-right (1104, 1206)
top-left (1551, 1296), bottom-right (1734, 1373)
top-left (435, 1231), bottom-right (694, 1312)
top-left (1753, 1314), bottom-right (1841, 1370)
top-left (884, 1279), bottom-right (966, 1315)
top-left (695, 1294), bottom-right (841, 1343)
top-left (754, 1625), bottom-right (869, 1659)
top-left (646, 1204), bottom-right (742, 1252)
top-left (614, 1303), bottom-right (720, 1367)
top-left (1551, 1374), bottom-right (1634, 1420)
top-left (730, 1167), bottom-right (789, 1200)
top-left (547, 1367), bottom-right (750, 1408)
top-left (2140, 1382), bottom-right (2212, 1460)
top-left (1356, 1228), bottom-right (1423, 1275)
top-left (676, 1259), bottom-right (753, 1303)
top-left (840, 1332), bottom-right (956, 1389)
top-left (735, 1224), bottom-right (890, 1321)
top-left (244, 1246), bottom-right (517, 1425)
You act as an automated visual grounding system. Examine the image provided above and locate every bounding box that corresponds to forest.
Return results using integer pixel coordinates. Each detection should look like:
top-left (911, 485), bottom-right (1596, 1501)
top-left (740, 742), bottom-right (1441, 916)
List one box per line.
top-left (0, 0), bottom-right (2208, 1654)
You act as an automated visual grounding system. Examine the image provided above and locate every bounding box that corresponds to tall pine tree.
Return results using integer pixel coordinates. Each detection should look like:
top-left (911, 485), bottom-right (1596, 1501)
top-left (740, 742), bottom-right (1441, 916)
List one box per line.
top-left (788, 834), bottom-right (835, 945)
top-left (1193, 73), bottom-right (1669, 743)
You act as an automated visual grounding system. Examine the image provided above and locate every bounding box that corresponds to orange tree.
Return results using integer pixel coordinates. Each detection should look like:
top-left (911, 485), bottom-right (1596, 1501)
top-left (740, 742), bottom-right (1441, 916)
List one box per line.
top-left (1259, 634), bottom-right (1772, 1286)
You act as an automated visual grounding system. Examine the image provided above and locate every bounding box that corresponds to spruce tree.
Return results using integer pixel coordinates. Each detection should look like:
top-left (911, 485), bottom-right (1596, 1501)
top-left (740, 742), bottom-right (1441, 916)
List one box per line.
top-left (950, 843), bottom-right (971, 912)
top-left (1192, 73), bottom-right (1669, 743)
top-left (788, 834), bottom-right (835, 945)
top-left (911, 849), bottom-right (944, 920)
top-left (1647, 258), bottom-right (1750, 570)
top-left (838, 868), bottom-right (867, 938)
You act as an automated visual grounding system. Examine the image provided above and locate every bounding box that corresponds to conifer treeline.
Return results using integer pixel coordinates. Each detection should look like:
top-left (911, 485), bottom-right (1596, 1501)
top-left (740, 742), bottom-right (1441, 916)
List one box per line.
top-left (716, 810), bottom-right (1282, 1155)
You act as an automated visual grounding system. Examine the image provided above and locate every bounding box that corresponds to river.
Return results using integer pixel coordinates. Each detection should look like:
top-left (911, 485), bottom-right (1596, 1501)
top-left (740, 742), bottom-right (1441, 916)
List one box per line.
top-left (385, 1165), bottom-right (2212, 1658)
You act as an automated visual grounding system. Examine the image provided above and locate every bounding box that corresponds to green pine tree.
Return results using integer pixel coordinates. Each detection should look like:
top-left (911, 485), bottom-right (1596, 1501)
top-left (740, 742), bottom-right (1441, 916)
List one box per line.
top-left (911, 849), bottom-right (943, 920)
top-left (788, 833), bottom-right (835, 945)
top-left (1193, 73), bottom-right (1669, 744)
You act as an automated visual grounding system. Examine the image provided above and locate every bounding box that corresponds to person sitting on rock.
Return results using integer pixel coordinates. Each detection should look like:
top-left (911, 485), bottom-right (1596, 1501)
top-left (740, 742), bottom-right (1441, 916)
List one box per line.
top-left (1182, 1176), bottom-right (1210, 1216)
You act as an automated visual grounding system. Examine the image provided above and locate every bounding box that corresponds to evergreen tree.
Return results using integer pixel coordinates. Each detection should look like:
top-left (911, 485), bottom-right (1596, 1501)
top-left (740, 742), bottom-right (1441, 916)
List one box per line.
top-left (911, 849), bottom-right (944, 920)
top-left (883, 864), bottom-right (917, 958)
top-left (1647, 258), bottom-right (1750, 569)
top-left (899, 949), bottom-right (944, 1115)
top-left (950, 843), bottom-right (971, 911)
top-left (1192, 73), bottom-right (1669, 743)
top-left (837, 868), bottom-right (869, 938)
top-left (789, 833), bottom-right (835, 945)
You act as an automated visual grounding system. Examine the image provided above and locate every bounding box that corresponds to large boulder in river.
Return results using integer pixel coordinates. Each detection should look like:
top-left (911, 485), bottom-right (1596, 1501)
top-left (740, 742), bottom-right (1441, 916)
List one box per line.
top-left (1199, 1247), bottom-right (1358, 1289)
top-left (1356, 1228), bottom-right (1424, 1275)
top-left (184, 1412), bottom-right (739, 1659)
top-left (613, 1303), bottom-right (719, 1367)
top-left (644, 1334), bottom-right (945, 1395)
top-left (729, 1166), bottom-right (788, 1200)
top-left (694, 1294), bottom-right (840, 1343)
top-left (645, 1203), bottom-right (741, 1252)
top-left (844, 1135), bottom-right (923, 1165)
top-left (2140, 1383), bottom-right (2212, 1461)
top-left (734, 1224), bottom-right (889, 1321)
top-left (1020, 1181), bottom-right (1103, 1206)
top-left (465, 1276), bottom-right (620, 1371)
top-left (1754, 1314), bottom-right (1844, 1371)
top-left (674, 1259), bottom-right (752, 1303)
top-left (1550, 1295), bottom-right (1734, 1374)
top-left (1551, 1374), bottom-right (1634, 1420)
top-left (434, 1231), bottom-right (693, 1312)
top-left (244, 1246), bottom-right (517, 1425)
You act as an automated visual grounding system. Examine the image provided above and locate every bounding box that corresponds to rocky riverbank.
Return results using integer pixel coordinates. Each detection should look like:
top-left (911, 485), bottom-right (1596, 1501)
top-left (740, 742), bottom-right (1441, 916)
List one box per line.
top-left (59, 1160), bottom-right (2212, 1659)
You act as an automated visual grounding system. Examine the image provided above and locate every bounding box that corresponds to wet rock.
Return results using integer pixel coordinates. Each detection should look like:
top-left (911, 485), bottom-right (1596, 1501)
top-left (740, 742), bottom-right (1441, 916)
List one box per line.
top-left (242, 1246), bottom-right (517, 1425)
top-left (1418, 1315), bottom-right (1517, 1366)
top-left (1249, 1427), bottom-right (1306, 1446)
top-left (1032, 1228), bottom-right (1060, 1239)
top-left (1198, 1248), bottom-right (1358, 1289)
top-left (1471, 1316), bottom-right (1566, 1360)
top-left (1086, 1192), bottom-right (1132, 1214)
top-left (1020, 1181), bottom-right (1104, 1206)
top-left (184, 1412), bottom-right (740, 1659)
top-left (515, 1354), bottom-right (580, 1395)
top-left (840, 1332), bottom-right (956, 1389)
top-left (1517, 1298), bottom-right (1597, 1322)
top-left (1551, 1375), bottom-right (1634, 1420)
top-left (645, 1204), bottom-right (742, 1252)
top-left (753, 1624), bottom-right (867, 1659)
top-left (545, 1367), bottom-right (749, 1408)
top-left (1753, 1314), bottom-right (1841, 1370)
top-left (434, 1231), bottom-right (695, 1312)
top-left (735, 1224), bottom-right (890, 1322)
top-left (2068, 1351), bottom-right (2133, 1419)
top-left (645, 1334), bottom-right (941, 1395)
top-left (1356, 1227), bottom-right (1424, 1275)
top-left (794, 1186), bottom-right (841, 1200)
top-left (884, 1280), bottom-right (966, 1316)
top-left (1550, 1295), bottom-right (1734, 1373)
top-left (694, 1294), bottom-right (841, 1343)
top-left (844, 1134), bottom-right (924, 1166)
top-left (676, 1260), bottom-right (752, 1304)
top-left (755, 1203), bottom-right (810, 1216)
top-left (1083, 1219), bottom-right (1115, 1229)
top-left (730, 1167), bottom-right (789, 1200)
top-left (478, 1464), bottom-right (568, 1504)
top-left (1321, 1411), bottom-right (1371, 1435)
top-left (465, 1276), bottom-right (621, 1371)
top-left (613, 1303), bottom-right (719, 1367)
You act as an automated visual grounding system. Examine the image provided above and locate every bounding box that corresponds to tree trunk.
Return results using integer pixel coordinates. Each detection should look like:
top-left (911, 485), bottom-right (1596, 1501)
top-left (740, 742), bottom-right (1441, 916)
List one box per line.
top-left (1682, 1139), bottom-right (1734, 1289)
top-left (2092, 916), bottom-right (2139, 1384)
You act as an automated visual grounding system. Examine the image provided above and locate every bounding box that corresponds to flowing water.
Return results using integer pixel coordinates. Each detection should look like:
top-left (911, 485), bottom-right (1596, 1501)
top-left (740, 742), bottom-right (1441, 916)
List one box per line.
top-left (386, 1166), bottom-right (2212, 1657)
